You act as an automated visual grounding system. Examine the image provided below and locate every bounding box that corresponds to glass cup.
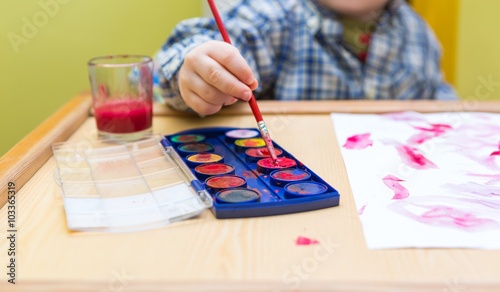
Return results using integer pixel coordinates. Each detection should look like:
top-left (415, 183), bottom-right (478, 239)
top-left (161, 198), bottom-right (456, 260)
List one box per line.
top-left (88, 55), bottom-right (153, 141)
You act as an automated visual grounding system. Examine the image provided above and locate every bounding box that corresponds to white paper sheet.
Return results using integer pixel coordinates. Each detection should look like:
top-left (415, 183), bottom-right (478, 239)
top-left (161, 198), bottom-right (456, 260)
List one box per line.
top-left (331, 112), bottom-right (500, 249)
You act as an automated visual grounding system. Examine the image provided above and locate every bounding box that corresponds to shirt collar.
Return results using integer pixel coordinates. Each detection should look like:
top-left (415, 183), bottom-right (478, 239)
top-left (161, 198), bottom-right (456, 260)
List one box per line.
top-left (302, 0), bottom-right (342, 39)
top-left (301, 0), bottom-right (403, 39)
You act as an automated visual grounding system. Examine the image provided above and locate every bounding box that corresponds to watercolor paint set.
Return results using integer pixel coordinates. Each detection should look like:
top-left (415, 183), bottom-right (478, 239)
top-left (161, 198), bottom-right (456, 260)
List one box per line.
top-left (163, 127), bottom-right (340, 219)
top-left (52, 127), bottom-right (340, 232)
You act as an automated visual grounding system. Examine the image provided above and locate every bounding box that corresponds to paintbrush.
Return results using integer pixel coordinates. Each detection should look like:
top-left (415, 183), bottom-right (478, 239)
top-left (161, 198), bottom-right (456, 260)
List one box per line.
top-left (207, 0), bottom-right (278, 164)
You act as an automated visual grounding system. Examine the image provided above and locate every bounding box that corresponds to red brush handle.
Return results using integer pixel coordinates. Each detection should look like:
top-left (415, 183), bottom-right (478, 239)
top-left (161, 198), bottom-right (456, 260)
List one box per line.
top-left (207, 0), bottom-right (263, 123)
top-left (207, 0), bottom-right (232, 44)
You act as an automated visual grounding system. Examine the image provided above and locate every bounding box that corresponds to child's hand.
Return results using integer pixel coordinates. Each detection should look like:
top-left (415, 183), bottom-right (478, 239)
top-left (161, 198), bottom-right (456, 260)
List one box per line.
top-left (178, 40), bottom-right (259, 116)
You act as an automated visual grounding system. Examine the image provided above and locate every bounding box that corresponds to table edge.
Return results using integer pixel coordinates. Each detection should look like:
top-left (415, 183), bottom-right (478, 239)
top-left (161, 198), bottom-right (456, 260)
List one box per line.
top-left (0, 279), bottom-right (499, 292)
top-left (154, 99), bottom-right (500, 116)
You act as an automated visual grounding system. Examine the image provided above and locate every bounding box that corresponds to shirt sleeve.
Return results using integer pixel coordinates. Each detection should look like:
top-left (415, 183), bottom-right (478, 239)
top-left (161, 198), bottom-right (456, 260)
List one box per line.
top-left (154, 1), bottom-right (286, 111)
top-left (398, 3), bottom-right (459, 101)
top-left (154, 18), bottom-right (217, 112)
top-left (428, 31), bottom-right (458, 101)
top-left (420, 17), bottom-right (459, 101)
top-left (435, 81), bottom-right (459, 100)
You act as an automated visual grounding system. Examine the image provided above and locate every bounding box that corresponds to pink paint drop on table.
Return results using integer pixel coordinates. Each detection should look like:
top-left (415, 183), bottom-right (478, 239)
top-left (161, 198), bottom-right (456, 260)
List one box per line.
top-left (295, 236), bottom-right (319, 245)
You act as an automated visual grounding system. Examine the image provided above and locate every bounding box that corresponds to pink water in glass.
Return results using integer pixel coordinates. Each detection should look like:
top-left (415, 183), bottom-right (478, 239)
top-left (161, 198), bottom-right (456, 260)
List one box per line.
top-left (94, 99), bottom-right (152, 134)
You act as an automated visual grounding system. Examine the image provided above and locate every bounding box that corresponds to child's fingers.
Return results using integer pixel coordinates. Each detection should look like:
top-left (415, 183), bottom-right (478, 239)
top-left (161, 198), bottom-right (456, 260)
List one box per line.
top-left (196, 56), bottom-right (253, 102)
top-left (188, 73), bottom-right (239, 106)
top-left (182, 90), bottom-right (223, 116)
top-left (223, 97), bottom-right (238, 106)
top-left (207, 44), bottom-right (258, 88)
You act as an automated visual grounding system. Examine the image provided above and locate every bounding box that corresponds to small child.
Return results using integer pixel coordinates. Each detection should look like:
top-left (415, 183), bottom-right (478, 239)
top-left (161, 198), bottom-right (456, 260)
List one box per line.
top-left (155, 0), bottom-right (457, 116)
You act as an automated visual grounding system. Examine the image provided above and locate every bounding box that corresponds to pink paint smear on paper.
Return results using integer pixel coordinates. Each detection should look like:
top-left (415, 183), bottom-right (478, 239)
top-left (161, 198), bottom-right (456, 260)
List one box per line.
top-left (396, 145), bottom-right (437, 169)
top-left (295, 236), bottom-right (320, 246)
top-left (467, 173), bottom-right (500, 185)
top-left (490, 142), bottom-right (500, 157)
top-left (420, 206), bottom-right (498, 230)
top-left (383, 175), bottom-right (409, 200)
top-left (343, 133), bottom-right (373, 150)
top-left (483, 156), bottom-right (498, 170)
top-left (382, 111), bottom-right (426, 122)
top-left (358, 204), bottom-right (367, 215)
top-left (483, 142), bottom-right (500, 167)
top-left (443, 182), bottom-right (500, 197)
top-left (456, 123), bottom-right (500, 139)
top-left (388, 197), bottom-right (500, 232)
top-left (451, 147), bottom-right (500, 170)
top-left (408, 123), bottom-right (452, 144)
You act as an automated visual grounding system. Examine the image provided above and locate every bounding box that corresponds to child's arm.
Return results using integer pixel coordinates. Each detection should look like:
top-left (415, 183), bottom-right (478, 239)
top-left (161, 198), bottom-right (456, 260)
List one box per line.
top-left (435, 81), bottom-right (458, 100)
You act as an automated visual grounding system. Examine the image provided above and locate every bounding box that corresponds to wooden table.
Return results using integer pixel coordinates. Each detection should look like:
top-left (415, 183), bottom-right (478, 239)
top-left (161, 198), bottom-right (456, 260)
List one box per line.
top-left (1, 93), bottom-right (500, 292)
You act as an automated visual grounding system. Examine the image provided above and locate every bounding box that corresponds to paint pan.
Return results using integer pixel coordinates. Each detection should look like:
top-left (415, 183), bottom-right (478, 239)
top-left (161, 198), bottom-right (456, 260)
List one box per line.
top-left (186, 153), bottom-right (223, 168)
top-left (284, 182), bottom-right (328, 199)
top-left (256, 157), bottom-right (297, 174)
top-left (270, 169), bottom-right (311, 187)
top-left (245, 147), bottom-right (283, 163)
top-left (225, 129), bottom-right (260, 142)
top-left (205, 175), bottom-right (247, 192)
top-left (216, 188), bottom-right (260, 204)
top-left (177, 143), bottom-right (214, 157)
top-left (169, 134), bottom-right (205, 146)
top-left (234, 138), bottom-right (266, 153)
top-left (194, 163), bottom-right (235, 181)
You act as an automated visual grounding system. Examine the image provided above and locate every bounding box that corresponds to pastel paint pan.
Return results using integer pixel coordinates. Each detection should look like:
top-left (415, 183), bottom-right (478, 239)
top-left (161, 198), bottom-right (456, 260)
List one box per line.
top-left (177, 143), bottom-right (214, 157)
top-left (216, 188), bottom-right (260, 204)
top-left (186, 153), bottom-right (223, 168)
top-left (225, 129), bottom-right (260, 143)
top-left (270, 169), bottom-right (311, 187)
top-left (205, 175), bottom-right (247, 193)
top-left (194, 163), bottom-right (235, 181)
top-left (170, 134), bottom-right (205, 146)
top-left (234, 138), bottom-right (266, 153)
top-left (245, 147), bottom-right (283, 163)
top-left (256, 157), bottom-right (297, 174)
top-left (284, 182), bottom-right (328, 199)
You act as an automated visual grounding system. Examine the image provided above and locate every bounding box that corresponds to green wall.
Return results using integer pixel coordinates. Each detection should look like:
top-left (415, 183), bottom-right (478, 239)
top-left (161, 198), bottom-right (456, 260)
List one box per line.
top-left (0, 0), bottom-right (202, 156)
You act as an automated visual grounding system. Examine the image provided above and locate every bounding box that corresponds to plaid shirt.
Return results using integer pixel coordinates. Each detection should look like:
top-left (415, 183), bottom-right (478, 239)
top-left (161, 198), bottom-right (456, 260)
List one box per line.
top-left (155, 0), bottom-right (457, 111)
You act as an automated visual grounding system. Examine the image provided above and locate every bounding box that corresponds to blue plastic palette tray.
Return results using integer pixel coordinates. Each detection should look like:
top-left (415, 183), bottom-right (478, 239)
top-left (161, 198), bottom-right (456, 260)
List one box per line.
top-left (162, 127), bottom-right (340, 219)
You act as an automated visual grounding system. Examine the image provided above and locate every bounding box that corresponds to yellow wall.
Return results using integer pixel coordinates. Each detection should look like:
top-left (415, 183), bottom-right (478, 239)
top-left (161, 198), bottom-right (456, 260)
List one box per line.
top-left (0, 0), bottom-right (202, 156)
top-left (414, 0), bottom-right (500, 101)
top-left (456, 0), bottom-right (500, 101)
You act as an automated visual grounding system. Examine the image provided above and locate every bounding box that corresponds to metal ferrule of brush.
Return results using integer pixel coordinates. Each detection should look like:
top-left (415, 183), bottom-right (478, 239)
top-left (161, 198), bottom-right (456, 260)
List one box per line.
top-left (257, 121), bottom-right (269, 139)
top-left (257, 121), bottom-right (278, 159)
